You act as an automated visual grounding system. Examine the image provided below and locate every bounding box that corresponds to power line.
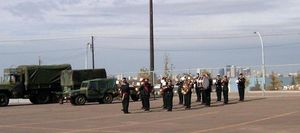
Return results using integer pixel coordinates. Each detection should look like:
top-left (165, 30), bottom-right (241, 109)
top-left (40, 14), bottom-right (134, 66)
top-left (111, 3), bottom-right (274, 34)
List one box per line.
top-left (0, 47), bottom-right (84, 55)
top-left (0, 36), bottom-right (87, 43)
top-left (0, 32), bottom-right (299, 43)
top-left (0, 42), bottom-right (299, 55)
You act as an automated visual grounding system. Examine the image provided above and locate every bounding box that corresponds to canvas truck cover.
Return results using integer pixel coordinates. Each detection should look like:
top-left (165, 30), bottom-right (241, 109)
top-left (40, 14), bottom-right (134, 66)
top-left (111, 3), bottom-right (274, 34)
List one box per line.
top-left (18, 64), bottom-right (71, 88)
top-left (60, 69), bottom-right (107, 87)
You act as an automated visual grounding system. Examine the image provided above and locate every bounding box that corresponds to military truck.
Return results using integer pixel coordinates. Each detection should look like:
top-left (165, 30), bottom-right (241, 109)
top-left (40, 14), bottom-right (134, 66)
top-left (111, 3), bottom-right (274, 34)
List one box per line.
top-left (0, 64), bottom-right (71, 107)
top-left (60, 69), bottom-right (107, 103)
top-left (67, 78), bottom-right (119, 105)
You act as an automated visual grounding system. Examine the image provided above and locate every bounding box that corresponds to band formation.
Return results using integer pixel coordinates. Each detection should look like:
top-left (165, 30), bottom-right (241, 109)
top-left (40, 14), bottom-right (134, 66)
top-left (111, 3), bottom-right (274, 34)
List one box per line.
top-left (120, 73), bottom-right (246, 114)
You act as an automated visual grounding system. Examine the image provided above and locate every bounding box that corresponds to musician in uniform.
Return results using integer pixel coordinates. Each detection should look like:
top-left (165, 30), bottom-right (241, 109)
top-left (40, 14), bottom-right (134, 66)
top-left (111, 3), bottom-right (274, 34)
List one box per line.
top-left (160, 77), bottom-right (167, 109)
top-left (182, 77), bottom-right (193, 109)
top-left (120, 78), bottom-right (130, 114)
top-left (222, 75), bottom-right (229, 104)
top-left (237, 73), bottom-right (246, 101)
top-left (215, 74), bottom-right (222, 102)
top-left (139, 78), bottom-right (153, 111)
top-left (195, 73), bottom-right (202, 102)
top-left (176, 77), bottom-right (184, 105)
top-left (139, 79), bottom-right (145, 110)
top-left (199, 76), bottom-right (206, 104)
top-left (202, 73), bottom-right (211, 107)
top-left (164, 79), bottom-right (174, 111)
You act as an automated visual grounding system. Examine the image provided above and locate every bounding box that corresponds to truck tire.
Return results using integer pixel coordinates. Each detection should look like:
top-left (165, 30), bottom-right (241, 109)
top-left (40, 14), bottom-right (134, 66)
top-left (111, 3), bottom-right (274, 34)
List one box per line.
top-left (131, 94), bottom-right (139, 101)
top-left (70, 97), bottom-right (76, 105)
top-left (75, 95), bottom-right (86, 105)
top-left (98, 99), bottom-right (104, 104)
top-left (30, 94), bottom-right (50, 104)
top-left (36, 94), bottom-right (50, 104)
top-left (102, 94), bottom-right (113, 104)
top-left (0, 93), bottom-right (9, 107)
top-left (29, 97), bottom-right (38, 104)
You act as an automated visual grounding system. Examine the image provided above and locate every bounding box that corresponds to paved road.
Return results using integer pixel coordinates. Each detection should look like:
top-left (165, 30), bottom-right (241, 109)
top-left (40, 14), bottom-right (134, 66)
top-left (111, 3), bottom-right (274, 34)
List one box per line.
top-left (1, 93), bottom-right (299, 133)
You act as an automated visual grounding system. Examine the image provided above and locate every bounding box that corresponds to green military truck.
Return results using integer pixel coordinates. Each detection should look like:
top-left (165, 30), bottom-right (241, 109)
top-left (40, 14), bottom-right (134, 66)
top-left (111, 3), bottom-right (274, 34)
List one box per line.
top-left (60, 69), bottom-right (107, 103)
top-left (0, 64), bottom-right (71, 107)
top-left (66, 78), bottom-right (119, 105)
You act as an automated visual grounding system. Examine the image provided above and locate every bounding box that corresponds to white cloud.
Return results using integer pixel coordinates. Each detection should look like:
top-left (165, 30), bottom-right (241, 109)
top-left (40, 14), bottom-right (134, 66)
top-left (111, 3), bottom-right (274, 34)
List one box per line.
top-left (0, 0), bottom-right (300, 74)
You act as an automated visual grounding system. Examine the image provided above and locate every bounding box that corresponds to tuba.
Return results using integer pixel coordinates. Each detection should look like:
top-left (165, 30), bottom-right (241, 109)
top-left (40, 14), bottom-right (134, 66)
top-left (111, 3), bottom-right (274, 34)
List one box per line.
top-left (181, 79), bottom-right (191, 95)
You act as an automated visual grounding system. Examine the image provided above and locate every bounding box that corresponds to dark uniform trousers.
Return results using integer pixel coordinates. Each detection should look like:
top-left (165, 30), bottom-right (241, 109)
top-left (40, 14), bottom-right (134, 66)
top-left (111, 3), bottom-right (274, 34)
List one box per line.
top-left (223, 86), bottom-right (229, 104)
top-left (204, 89), bottom-right (211, 106)
top-left (238, 86), bottom-right (245, 101)
top-left (201, 88), bottom-right (206, 104)
top-left (165, 91), bottom-right (173, 111)
top-left (201, 88), bottom-right (205, 104)
top-left (162, 93), bottom-right (167, 109)
top-left (141, 93), bottom-right (150, 110)
top-left (122, 95), bottom-right (130, 113)
top-left (216, 86), bottom-right (222, 101)
top-left (195, 87), bottom-right (201, 102)
top-left (178, 88), bottom-right (184, 104)
top-left (184, 91), bottom-right (192, 108)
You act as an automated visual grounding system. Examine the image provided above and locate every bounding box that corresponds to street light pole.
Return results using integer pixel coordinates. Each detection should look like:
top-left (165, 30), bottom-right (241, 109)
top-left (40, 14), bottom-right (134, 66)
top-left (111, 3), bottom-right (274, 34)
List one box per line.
top-left (254, 32), bottom-right (266, 96)
top-left (149, 0), bottom-right (155, 83)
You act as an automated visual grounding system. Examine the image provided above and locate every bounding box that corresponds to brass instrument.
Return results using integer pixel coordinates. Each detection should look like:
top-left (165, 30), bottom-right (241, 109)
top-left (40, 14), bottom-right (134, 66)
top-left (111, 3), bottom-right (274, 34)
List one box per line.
top-left (181, 79), bottom-right (192, 95)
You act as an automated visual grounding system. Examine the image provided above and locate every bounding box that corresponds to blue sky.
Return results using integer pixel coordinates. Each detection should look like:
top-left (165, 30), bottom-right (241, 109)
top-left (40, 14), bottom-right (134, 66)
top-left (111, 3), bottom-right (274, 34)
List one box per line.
top-left (0, 0), bottom-right (299, 76)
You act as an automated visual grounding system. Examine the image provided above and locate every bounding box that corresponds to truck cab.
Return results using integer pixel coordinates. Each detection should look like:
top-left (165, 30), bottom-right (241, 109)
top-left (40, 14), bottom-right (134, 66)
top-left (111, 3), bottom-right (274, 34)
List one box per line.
top-left (0, 68), bottom-right (24, 106)
top-left (68, 78), bottom-right (119, 105)
top-left (0, 64), bottom-right (71, 107)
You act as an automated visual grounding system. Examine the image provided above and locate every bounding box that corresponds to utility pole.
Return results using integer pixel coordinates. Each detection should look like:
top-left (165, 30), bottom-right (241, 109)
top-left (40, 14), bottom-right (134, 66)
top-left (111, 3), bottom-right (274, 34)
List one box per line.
top-left (85, 43), bottom-right (90, 69)
top-left (38, 56), bottom-right (41, 65)
top-left (149, 0), bottom-right (155, 83)
top-left (91, 36), bottom-right (95, 69)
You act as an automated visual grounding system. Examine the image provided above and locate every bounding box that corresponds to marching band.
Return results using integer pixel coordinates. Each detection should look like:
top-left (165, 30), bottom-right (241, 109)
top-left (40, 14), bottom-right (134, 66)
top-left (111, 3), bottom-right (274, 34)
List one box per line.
top-left (119, 72), bottom-right (246, 114)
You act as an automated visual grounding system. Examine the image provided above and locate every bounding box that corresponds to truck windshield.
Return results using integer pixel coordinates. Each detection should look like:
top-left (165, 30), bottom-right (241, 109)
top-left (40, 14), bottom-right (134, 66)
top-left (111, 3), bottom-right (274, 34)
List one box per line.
top-left (3, 75), bottom-right (10, 82)
top-left (81, 83), bottom-right (88, 88)
top-left (3, 74), bottom-right (14, 83)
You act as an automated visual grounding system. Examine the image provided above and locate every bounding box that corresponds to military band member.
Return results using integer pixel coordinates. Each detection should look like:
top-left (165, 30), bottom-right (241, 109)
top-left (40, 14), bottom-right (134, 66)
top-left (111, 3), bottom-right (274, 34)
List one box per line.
top-left (182, 77), bottom-right (193, 109)
top-left (165, 79), bottom-right (174, 111)
top-left (195, 73), bottom-right (202, 102)
top-left (160, 77), bottom-right (167, 109)
top-left (121, 78), bottom-right (130, 114)
top-left (139, 78), bottom-right (153, 111)
top-left (215, 74), bottom-right (222, 102)
top-left (202, 74), bottom-right (211, 107)
top-left (222, 75), bottom-right (229, 104)
top-left (199, 76), bottom-right (206, 104)
top-left (237, 73), bottom-right (246, 101)
top-left (176, 77), bottom-right (184, 105)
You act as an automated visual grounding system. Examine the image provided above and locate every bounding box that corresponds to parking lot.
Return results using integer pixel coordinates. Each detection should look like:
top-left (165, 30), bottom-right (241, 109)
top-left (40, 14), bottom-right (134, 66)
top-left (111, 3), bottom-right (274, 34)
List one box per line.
top-left (1, 92), bottom-right (300, 133)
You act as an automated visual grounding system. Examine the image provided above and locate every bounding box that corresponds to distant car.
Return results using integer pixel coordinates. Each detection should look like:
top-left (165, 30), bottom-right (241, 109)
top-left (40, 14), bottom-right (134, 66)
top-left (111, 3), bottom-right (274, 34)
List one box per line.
top-left (153, 84), bottom-right (161, 96)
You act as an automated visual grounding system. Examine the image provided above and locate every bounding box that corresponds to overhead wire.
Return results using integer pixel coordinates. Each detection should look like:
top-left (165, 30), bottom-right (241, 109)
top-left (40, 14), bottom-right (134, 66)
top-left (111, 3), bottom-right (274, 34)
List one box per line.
top-left (0, 42), bottom-right (299, 55)
top-left (0, 32), bottom-right (299, 43)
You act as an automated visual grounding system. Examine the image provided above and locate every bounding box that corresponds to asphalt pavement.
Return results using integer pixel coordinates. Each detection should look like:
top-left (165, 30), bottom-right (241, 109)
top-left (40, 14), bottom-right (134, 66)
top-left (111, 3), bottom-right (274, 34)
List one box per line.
top-left (0, 92), bottom-right (299, 133)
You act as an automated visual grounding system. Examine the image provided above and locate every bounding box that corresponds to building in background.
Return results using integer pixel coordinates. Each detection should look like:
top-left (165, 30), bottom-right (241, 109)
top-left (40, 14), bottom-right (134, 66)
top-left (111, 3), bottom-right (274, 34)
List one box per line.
top-left (218, 68), bottom-right (225, 76)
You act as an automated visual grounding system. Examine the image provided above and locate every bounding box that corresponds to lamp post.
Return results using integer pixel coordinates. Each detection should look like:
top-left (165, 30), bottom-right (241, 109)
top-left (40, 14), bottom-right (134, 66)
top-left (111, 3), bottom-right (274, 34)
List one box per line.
top-left (254, 32), bottom-right (266, 96)
top-left (149, 0), bottom-right (155, 83)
